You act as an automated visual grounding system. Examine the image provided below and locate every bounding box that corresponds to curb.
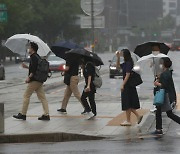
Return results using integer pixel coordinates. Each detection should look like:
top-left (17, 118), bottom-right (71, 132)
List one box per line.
top-left (0, 132), bottom-right (104, 144)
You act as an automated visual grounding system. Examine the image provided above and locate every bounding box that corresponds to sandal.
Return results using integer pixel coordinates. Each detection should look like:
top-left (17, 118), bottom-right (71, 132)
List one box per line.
top-left (137, 115), bottom-right (143, 124)
top-left (120, 121), bottom-right (131, 126)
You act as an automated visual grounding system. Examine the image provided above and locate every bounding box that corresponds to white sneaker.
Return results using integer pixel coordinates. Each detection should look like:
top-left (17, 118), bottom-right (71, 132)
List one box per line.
top-left (85, 112), bottom-right (95, 120)
top-left (150, 108), bottom-right (157, 113)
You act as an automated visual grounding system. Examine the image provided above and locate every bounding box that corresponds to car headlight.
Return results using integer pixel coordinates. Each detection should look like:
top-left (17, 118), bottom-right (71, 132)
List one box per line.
top-left (63, 64), bottom-right (66, 70)
top-left (110, 66), bottom-right (116, 70)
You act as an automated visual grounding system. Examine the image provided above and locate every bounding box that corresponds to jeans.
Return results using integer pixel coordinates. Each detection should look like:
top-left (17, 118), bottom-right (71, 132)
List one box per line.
top-left (156, 106), bottom-right (180, 130)
top-left (81, 90), bottom-right (96, 115)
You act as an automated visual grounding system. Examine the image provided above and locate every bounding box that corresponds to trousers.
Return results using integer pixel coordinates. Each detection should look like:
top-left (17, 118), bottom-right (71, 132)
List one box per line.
top-left (81, 90), bottom-right (96, 115)
top-left (156, 106), bottom-right (180, 130)
top-left (22, 81), bottom-right (49, 115)
top-left (61, 76), bottom-right (82, 109)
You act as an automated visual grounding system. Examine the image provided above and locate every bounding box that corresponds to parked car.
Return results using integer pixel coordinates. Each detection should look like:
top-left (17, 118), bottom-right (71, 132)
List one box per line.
top-left (47, 54), bottom-right (66, 72)
top-left (171, 39), bottom-right (180, 51)
top-left (109, 55), bottom-right (123, 78)
top-left (0, 63), bottom-right (5, 80)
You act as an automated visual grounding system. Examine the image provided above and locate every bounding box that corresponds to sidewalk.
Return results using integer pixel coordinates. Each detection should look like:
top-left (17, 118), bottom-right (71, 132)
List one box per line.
top-left (0, 66), bottom-right (155, 143)
top-left (0, 95), bottom-right (153, 143)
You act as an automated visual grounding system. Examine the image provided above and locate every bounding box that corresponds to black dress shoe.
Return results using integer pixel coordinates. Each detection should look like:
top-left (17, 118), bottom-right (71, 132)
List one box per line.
top-left (13, 113), bottom-right (26, 120)
top-left (38, 115), bottom-right (50, 120)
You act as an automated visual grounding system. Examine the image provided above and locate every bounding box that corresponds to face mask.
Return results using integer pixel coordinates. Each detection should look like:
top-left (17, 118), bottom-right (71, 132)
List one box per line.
top-left (159, 64), bottom-right (163, 69)
top-left (152, 51), bottom-right (160, 55)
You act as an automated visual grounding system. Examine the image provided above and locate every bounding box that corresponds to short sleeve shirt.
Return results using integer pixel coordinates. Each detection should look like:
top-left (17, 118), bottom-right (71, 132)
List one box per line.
top-left (66, 60), bottom-right (79, 76)
top-left (83, 63), bottom-right (95, 85)
top-left (120, 61), bottom-right (133, 79)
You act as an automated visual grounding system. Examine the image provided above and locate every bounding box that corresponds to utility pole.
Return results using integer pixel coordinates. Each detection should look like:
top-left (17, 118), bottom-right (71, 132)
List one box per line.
top-left (91, 0), bottom-right (95, 52)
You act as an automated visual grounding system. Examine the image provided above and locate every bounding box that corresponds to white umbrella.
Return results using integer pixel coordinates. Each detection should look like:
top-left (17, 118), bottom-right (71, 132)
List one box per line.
top-left (5, 34), bottom-right (51, 56)
top-left (137, 53), bottom-right (169, 77)
top-left (137, 53), bottom-right (168, 63)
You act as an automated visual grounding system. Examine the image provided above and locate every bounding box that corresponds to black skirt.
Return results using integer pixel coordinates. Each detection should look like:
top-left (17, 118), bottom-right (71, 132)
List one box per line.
top-left (121, 85), bottom-right (140, 110)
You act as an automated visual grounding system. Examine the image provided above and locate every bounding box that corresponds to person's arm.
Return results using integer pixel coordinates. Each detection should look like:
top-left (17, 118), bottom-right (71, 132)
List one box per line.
top-left (85, 76), bottom-right (92, 92)
top-left (84, 63), bottom-right (94, 92)
top-left (22, 62), bottom-right (29, 69)
top-left (121, 62), bottom-right (132, 91)
top-left (121, 73), bottom-right (130, 91)
top-left (116, 51), bottom-right (123, 69)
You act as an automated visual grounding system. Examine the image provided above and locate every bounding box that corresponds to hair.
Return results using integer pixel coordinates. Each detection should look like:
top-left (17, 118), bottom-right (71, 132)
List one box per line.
top-left (30, 42), bottom-right (38, 52)
top-left (151, 43), bottom-right (160, 51)
top-left (162, 57), bottom-right (172, 68)
top-left (122, 49), bottom-right (134, 66)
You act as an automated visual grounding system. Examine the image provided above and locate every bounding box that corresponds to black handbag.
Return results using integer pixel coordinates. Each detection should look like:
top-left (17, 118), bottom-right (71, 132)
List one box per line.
top-left (127, 71), bottom-right (143, 87)
top-left (64, 73), bottom-right (71, 85)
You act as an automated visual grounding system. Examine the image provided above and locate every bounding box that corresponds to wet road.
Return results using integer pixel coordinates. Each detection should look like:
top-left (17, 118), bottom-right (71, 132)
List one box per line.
top-left (0, 51), bottom-right (180, 153)
top-left (0, 120), bottom-right (180, 154)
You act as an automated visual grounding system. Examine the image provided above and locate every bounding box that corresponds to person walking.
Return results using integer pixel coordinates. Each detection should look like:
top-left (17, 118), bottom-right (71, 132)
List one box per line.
top-left (153, 57), bottom-right (180, 135)
top-left (81, 58), bottom-right (97, 119)
top-left (116, 49), bottom-right (143, 126)
top-left (13, 42), bottom-right (50, 120)
top-left (57, 57), bottom-right (83, 114)
top-left (150, 44), bottom-right (174, 113)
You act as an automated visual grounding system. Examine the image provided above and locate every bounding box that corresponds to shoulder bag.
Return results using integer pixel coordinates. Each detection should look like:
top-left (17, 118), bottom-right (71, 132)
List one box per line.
top-left (153, 89), bottom-right (165, 106)
top-left (127, 71), bottom-right (143, 87)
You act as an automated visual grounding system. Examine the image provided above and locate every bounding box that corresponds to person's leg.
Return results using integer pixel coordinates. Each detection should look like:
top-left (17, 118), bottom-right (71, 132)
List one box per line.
top-left (22, 82), bottom-right (38, 115)
top-left (35, 82), bottom-right (49, 115)
top-left (81, 91), bottom-right (91, 112)
top-left (155, 106), bottom-right (162, 130)
top-left (131, 109), bottom-right (143, 124)
top-left (126, 109), bottom-right (131, 123)
top-left (88, 92), bottom-right (96, 116)
top-left (61, 85), bottom-right (72, 109)
top-left (166, 110), bottom-right (180, 124)
top-left (70, 76), bottom-right (83, 106)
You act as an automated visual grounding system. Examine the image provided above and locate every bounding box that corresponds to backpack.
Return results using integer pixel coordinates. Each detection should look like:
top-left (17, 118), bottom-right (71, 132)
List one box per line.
top-left (93, 66), bottom-right (102, 88)
top-left (33, 55), bottom-right (51, 83)
top-left (86, 62), bottom-right (102, 88)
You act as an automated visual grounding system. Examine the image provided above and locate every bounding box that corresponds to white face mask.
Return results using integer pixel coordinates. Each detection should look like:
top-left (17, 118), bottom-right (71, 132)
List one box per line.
top-left (159, 64), bottom-right (163, 69)
top-left (152, 51), bottom-right (160, 55)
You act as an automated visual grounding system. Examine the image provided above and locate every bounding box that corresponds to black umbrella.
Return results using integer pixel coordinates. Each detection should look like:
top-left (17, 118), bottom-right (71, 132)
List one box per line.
top-left (134, 41), bottom-right (170, 57)
top-left (65, 48), bottom-right (104, 66)
top-left (51, 40), bottom-right (82, 60)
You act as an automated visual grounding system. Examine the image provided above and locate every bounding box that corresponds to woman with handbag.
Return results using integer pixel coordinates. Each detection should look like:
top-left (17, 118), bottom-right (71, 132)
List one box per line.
top-left (153, 57), bottom-right (180, 135)
top-left (116, 49), bottom-right (143, 126)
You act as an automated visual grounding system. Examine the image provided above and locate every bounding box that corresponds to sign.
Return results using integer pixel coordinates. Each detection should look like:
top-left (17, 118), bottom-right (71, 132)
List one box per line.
top-left (80, 0), bottom-right (104, 16)
top-left (0, 4), bottom-right (7, 22)
top-left (81, 16), bottom-right (105, 28)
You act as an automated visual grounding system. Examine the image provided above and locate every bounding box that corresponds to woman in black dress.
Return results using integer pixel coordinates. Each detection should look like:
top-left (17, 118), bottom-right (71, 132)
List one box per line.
top-left (116, 49), bottom-right (143, 126)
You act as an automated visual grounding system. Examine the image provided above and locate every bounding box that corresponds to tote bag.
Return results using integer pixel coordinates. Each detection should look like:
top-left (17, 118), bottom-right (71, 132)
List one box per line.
top-left (153, 89), bottom-right (165, 106)
top-left (127, 71), bottom-right (143, 87)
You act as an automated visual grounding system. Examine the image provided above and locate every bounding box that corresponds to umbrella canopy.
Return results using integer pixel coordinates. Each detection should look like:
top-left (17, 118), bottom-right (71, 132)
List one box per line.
top-left (5, 34), bottom-right (51, 56)
top-left (137, 53), bottom-right (169, 63)
top-left (66, 48), bottom-right (104, 66)
top-left (137, 53), bottom-right (169, 77)
top-left (134, 41), bottom-right (170, 57)
top-left (51, 40), bottom-right (82, 60)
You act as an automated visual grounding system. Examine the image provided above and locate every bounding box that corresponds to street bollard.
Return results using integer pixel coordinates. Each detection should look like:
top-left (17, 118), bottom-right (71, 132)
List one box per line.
top-left (0, 103), bottom-right (4, 133)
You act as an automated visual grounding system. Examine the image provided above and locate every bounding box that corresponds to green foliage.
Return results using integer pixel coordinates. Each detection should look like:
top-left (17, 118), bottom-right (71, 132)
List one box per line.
top-left (0, 0), bottom-right (85, 45)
